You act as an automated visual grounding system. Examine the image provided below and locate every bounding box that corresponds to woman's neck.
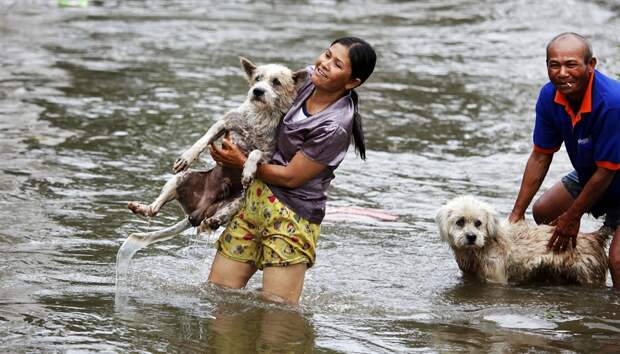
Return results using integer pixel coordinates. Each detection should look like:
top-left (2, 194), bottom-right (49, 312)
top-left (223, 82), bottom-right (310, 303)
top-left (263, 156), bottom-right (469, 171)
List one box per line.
top-left (305, 87), bottom-right (347, 115)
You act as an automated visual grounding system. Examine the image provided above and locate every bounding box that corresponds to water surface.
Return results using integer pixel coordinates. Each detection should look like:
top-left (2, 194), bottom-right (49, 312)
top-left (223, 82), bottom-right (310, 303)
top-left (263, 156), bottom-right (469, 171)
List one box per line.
top-left (1, 0), bottom-right (620, 352)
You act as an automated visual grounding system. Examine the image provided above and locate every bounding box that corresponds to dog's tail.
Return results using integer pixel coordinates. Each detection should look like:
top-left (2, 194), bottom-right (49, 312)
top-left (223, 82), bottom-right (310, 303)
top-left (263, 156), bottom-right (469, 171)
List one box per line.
top-left (116, 218), bottom-right (192, 277)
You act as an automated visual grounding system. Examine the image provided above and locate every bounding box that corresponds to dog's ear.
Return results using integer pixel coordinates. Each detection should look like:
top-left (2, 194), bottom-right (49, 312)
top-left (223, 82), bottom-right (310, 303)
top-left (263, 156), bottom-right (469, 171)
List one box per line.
top-left (239, 57), bottom-right (257, 80)
top-left (485, 210), bottom-right (500, 239)
top-left (435, 205), bottom-right (452, 242)
top-left (292, 69), bottom-right (308, 87)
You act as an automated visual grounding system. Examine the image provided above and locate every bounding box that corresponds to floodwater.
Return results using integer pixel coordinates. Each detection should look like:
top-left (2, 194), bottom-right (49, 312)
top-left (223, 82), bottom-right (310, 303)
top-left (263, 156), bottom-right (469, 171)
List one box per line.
top-left (1, 0), bottom-right (620, 352)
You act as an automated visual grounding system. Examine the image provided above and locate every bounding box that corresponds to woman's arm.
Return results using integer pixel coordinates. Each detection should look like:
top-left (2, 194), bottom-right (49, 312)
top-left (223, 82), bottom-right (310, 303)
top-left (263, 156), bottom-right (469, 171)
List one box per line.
top-left (209, 134), bottom-right (326, 189)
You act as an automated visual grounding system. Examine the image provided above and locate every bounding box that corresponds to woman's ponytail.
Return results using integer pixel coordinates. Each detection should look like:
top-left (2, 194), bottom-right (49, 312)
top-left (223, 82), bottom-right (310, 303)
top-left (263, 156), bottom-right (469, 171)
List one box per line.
top-left (350, 90), bottom-right (366, 160)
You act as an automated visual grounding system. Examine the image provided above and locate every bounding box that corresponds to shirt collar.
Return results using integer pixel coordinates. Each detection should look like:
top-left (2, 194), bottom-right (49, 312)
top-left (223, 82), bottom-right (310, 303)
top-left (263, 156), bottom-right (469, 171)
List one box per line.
top-left (553, 70), bottom-right (594, 127)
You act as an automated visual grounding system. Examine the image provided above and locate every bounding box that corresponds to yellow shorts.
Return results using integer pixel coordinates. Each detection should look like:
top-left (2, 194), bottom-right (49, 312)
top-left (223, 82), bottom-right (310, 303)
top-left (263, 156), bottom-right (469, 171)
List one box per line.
top-left (216, 179), bottom-right (320, 269)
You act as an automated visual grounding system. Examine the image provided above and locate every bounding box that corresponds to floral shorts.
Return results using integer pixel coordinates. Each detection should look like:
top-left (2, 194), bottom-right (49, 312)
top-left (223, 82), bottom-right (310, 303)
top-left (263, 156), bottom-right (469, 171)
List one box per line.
top-left (216, 179), bottom-right (320, 269)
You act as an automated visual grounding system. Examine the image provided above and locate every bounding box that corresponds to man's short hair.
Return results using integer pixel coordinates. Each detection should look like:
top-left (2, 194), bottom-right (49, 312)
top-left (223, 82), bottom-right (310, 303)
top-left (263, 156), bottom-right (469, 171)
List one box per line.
top-left (546, 32), bottom-right (593, 63)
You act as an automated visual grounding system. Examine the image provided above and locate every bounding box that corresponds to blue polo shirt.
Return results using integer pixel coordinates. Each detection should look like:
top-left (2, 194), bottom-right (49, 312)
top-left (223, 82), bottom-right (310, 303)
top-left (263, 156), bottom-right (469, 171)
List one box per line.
top-left (533, 70), bottom-right (620, 209)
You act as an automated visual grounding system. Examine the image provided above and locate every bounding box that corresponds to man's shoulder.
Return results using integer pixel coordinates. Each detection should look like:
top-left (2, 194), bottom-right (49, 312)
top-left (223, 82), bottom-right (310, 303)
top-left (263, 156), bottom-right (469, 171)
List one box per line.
top-left (595, 70), bottom-right (620, 85)
top-left (595, 71), bottom-right (620, 107)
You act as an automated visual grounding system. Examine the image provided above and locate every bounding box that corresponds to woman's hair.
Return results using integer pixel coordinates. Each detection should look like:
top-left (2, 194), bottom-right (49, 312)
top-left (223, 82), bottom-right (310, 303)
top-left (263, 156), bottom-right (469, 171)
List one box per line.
top-left (331, 36), bottom-right (376, 160)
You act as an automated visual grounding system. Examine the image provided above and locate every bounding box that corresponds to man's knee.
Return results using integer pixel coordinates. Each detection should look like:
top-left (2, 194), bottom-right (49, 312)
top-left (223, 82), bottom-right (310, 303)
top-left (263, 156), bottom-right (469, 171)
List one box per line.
top-left (532, 182), bottom-right (575, 225)
top-left (532, 198), bottom-right (551, 225)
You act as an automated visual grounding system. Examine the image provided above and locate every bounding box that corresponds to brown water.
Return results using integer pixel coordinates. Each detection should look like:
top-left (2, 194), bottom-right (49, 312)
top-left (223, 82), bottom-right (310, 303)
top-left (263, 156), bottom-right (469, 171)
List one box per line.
top-left (1, 1), bottom-right (620, 352)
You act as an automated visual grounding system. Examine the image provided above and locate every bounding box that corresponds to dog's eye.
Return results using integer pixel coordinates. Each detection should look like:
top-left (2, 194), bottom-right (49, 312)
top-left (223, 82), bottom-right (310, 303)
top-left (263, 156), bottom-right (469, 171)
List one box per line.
top-left (456, 217), bottom-right (465, 227)
top-left (272, 78), bottom-right (281, 86)
top-left (254, 74), bottom-right (262, 81)
top-left (474, 220), bottom-right (482, 228)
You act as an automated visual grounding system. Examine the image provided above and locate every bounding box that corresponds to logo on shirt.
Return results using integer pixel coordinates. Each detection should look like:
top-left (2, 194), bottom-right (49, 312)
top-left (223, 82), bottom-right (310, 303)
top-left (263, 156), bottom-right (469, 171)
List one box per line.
top-left (577, 137), bottom-right (591, 145)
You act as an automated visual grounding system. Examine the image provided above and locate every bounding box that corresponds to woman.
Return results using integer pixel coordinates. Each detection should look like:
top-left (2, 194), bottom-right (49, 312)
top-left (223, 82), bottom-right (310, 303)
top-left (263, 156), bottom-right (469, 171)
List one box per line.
top-left (208, 37), bottom-right (376, 304)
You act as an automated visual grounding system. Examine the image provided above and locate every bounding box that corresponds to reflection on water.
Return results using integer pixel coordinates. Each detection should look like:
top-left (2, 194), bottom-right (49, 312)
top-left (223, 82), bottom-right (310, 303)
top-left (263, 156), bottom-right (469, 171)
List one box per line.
top-left (1, 0), bottom-right (620, 352)
top-left (114, 283), bottom-right (316, 353)
top-left (208, 302), bottom-right (315, 353)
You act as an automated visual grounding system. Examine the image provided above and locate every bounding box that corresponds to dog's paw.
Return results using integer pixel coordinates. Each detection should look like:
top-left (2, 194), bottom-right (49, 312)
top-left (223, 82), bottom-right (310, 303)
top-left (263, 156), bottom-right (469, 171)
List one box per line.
top-left (241, 174), bottom-right (254, 188)
top-left (199, 217), bottom-right (222, 233)
top-left (173, 150), bottom-right (197, 173)
top-left (173, 157), bottom-right (190, 174)
top-left (127, 202), bottom-right (156, 217)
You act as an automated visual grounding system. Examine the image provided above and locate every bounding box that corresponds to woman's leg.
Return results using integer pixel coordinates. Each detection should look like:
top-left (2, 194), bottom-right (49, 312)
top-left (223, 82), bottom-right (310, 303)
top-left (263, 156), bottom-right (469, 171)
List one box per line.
top-left (532, 180), bottom-right (575, 224)
top-left (262, 264), bottom-right (307, 305)
top-left (208, 253), bottom-right (257, 289)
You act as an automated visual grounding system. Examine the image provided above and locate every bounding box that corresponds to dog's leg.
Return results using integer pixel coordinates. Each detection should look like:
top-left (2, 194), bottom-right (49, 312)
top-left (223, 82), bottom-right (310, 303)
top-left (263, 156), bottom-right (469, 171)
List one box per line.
top-left (241, 149), bottom-right (263, 188)
top-left (198, 195), bottom-right (244, 233)
top-left (173, 120), bottom-right (227, 173)
top-left (127, 172), bottom-right (185, 217)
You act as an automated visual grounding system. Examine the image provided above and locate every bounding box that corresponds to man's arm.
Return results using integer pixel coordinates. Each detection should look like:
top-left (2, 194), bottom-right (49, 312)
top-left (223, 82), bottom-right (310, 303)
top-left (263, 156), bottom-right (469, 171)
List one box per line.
top-left (508, 150), bottom-right (554, 223)
top-left (547, 167), bottom-right (616, 252)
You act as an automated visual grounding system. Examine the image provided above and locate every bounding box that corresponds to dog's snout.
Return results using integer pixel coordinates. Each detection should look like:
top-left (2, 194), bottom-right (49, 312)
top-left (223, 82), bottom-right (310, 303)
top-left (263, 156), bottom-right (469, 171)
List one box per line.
top-left (466, 233), bottom-right (477, 243)
top-left (252, 88), bottom-right (264, 97)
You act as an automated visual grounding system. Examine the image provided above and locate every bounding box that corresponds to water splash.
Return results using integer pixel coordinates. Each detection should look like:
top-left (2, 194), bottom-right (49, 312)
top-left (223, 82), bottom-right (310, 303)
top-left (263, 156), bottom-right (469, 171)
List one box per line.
top-left (116, 218), bottom-right (193, 279)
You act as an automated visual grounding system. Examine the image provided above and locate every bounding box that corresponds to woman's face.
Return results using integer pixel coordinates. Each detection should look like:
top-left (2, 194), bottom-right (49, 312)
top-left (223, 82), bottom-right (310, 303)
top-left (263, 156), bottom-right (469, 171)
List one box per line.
top-left (312, 42), bottom-right (361, 92)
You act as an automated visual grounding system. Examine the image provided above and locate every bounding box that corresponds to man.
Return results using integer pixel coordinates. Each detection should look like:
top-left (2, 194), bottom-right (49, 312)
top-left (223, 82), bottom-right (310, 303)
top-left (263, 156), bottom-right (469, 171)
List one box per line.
top-left (508, 32), bottom-right (620, 289)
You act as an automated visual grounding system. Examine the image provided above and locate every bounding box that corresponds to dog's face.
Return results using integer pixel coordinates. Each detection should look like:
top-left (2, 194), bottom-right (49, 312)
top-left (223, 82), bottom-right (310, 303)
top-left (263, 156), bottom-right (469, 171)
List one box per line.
top-left (435, 196), bottom-right (500, 250)
top-left (240, 57), bottom-right (307, 115)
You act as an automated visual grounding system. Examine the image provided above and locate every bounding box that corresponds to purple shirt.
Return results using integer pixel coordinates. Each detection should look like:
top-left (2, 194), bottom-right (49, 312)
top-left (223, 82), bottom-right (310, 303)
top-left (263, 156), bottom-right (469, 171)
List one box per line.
top-left (267, 66), bottom-right (355, 224)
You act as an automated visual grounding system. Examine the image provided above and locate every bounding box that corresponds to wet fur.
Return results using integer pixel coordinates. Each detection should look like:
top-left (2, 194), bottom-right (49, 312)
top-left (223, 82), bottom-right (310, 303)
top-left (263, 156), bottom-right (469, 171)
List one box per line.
top-left (126, 58), bottom-right (306, 245)
top-left (436, 196), bottom-right (611, 286)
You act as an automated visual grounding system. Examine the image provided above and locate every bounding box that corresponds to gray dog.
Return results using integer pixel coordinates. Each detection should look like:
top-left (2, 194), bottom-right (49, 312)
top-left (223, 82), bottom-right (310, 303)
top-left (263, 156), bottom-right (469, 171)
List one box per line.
top-left (124, 57), bottom-right (306, 250)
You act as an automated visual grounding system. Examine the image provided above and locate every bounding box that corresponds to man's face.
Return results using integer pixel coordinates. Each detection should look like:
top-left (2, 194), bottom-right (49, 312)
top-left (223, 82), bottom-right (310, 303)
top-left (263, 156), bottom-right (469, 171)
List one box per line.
top-left (547, 37), bottom-right (596, 102)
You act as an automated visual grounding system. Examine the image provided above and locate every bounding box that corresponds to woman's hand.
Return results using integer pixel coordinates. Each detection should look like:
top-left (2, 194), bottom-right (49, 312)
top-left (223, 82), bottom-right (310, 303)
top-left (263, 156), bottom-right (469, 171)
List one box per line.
top-left (209, 132), bottom-right (247, 169)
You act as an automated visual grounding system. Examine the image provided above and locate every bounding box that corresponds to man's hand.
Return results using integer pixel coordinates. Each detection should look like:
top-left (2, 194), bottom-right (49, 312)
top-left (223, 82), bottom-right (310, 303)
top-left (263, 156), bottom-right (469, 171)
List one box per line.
top-left (547, 211), bottom-right (580, 252)
top-left (209, 132), bottom-right (247, 169)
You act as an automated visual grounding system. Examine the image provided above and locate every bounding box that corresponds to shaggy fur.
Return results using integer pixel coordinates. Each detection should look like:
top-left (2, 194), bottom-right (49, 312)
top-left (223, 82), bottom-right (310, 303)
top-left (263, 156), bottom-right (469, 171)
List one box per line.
top-left (125, 57), bottom-right (306, 247)
top-left (436, 195), bottom-right (612, 286)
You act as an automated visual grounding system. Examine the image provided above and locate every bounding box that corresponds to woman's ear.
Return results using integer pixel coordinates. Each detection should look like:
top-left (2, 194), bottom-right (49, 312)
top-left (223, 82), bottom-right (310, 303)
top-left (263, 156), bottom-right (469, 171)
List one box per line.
top-left (345, 78), bottom-right (362, 91)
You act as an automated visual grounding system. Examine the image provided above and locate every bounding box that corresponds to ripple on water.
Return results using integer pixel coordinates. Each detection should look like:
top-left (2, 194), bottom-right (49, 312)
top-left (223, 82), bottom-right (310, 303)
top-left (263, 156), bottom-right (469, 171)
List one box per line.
top-left (2, 0), bottom-right (620, 353)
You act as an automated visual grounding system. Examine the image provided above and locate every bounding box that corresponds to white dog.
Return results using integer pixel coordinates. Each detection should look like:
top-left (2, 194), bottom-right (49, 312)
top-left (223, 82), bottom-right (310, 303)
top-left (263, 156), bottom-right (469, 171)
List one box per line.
top-left (436, 196), bottom-right (611, 286)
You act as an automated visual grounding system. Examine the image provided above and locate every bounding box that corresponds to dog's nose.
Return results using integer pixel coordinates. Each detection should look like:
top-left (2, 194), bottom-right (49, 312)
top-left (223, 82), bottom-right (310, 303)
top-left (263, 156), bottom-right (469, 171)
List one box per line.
top-left (466, 233), bottom-right (477, 243)
top-left (253, 88), bottom-right (264, 97)
top-left (188, 210), bottom-right (204, 227)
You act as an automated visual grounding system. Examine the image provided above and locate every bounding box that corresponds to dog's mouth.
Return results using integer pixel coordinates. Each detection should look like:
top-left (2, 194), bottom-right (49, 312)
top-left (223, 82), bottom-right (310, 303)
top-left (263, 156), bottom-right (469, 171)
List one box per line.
top-left (464, 242), bottom-right (478, 248)
top-left (457, 238), bottom-right (481, 249)
top-left (250, 96), bottom-right (266, 104)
